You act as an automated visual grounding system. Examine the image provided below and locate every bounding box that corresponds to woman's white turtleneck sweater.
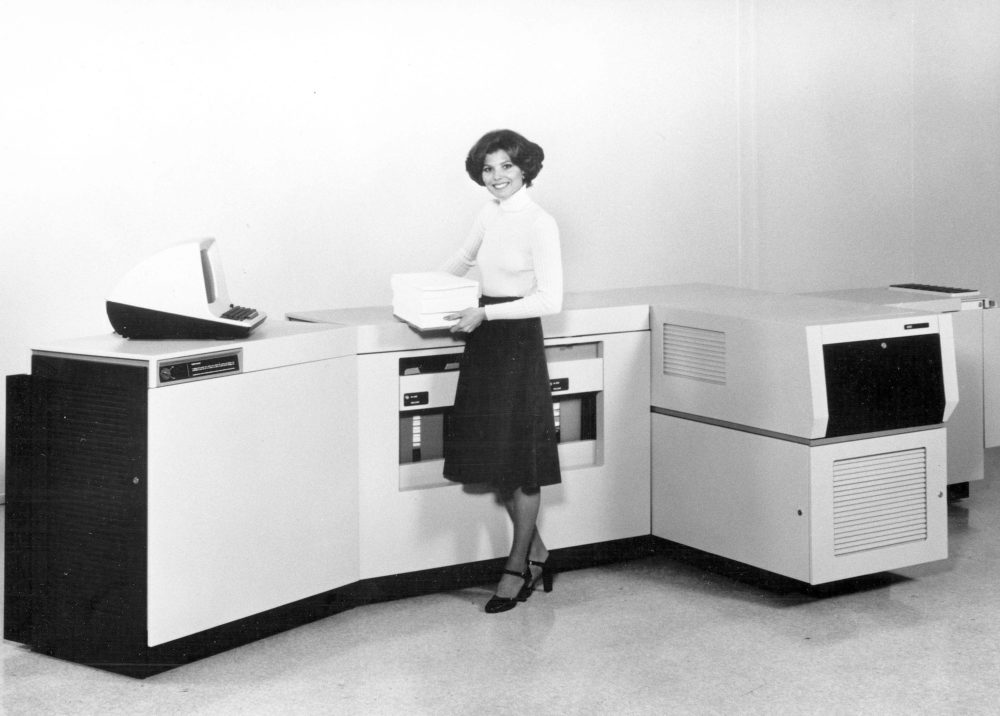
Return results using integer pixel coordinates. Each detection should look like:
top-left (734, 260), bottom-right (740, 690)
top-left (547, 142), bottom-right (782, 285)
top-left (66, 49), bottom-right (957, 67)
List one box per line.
top-left (440, 188), bottom-right (563, 321)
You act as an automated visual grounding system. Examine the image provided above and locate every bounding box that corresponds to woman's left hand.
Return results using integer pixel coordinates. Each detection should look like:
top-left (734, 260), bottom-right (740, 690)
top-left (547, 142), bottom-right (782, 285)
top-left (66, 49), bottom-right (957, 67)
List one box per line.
top-left (446, 307), bottom-right (486, 333)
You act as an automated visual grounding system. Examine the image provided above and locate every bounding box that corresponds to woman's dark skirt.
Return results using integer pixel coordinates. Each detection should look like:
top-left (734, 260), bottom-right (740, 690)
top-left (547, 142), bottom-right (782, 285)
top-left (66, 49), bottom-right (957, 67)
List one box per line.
top-left (443, 296), bottom-right (562, 491)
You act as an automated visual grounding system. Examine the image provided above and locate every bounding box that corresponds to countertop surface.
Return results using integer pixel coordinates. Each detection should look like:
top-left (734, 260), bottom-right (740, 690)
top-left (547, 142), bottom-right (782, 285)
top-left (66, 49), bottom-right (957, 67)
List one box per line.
top-left (287, 283), bottom-right (942, 354)
top-left (287, 286), bottom-right (660, 354)
top-left (31, 284), bottom-right (952, 363)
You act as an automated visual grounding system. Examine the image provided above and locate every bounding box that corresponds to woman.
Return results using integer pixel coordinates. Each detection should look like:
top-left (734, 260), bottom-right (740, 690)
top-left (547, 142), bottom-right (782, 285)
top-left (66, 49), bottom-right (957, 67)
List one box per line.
top-left (441, 129), bottom-right (563, 613)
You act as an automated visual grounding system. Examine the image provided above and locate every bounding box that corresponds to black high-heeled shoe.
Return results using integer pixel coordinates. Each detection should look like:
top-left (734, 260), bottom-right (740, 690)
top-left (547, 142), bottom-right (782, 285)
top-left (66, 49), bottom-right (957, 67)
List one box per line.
top-left (518, 557), bottom-right (555, 601)
top-left (484, 566), bottom-right (532, 614)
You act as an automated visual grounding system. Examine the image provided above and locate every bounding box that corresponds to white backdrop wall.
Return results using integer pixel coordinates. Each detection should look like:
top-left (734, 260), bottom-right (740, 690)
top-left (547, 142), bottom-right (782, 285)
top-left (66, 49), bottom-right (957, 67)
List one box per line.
top-left (912, 0), bottom-right (1000, 300)
top-left (750, 0), bottom-right (1000, 296)
top-left (750, 1), bottom-right (918, 291)
top-left (2, 1), bottom-right (998, 487)
top-left (0, 0), bottom-right (742, 363)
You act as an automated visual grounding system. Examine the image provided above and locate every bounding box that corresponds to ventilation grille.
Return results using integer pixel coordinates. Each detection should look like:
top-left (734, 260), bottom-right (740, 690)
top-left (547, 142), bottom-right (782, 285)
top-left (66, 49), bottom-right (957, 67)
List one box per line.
top-left (832, 448), bottom-right (927, 557)
top-left (662, 323), bottom-right (726, 384)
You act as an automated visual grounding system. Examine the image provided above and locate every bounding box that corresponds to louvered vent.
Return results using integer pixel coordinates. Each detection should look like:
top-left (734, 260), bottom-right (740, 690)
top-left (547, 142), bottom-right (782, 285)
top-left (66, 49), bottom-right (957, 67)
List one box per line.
top-left (662, 323), bottom-right (726, 384)
top-left (832, 448), bottom-right (927, 557)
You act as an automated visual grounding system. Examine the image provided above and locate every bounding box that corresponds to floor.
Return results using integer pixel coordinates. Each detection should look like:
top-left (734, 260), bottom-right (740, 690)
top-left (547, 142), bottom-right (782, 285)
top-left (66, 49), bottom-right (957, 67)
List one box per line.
top-left (3, 453), bottom-right (1000, 715)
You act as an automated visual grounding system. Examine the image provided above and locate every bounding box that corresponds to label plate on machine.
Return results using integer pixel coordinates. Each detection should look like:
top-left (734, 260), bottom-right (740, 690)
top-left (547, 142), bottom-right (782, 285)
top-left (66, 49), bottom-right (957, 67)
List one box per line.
top-left (158, 350), bottom-right (243, 385)
top-left (403, 391), bottom-right (430, 407)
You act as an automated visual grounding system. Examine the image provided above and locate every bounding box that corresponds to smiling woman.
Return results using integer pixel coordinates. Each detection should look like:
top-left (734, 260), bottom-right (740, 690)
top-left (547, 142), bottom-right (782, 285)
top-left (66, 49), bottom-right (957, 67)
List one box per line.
top-left (464, 128), bottom-right (546, 197)
top-left (480, 150), bottom-right (524, 201)
top-left (437, 128), bottom-right (563, 614)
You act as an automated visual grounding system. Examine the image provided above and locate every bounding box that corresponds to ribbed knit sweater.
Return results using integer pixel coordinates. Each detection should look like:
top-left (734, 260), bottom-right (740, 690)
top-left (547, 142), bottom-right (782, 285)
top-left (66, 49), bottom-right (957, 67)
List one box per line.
top-left (440, 188), bottom-right (563, 321)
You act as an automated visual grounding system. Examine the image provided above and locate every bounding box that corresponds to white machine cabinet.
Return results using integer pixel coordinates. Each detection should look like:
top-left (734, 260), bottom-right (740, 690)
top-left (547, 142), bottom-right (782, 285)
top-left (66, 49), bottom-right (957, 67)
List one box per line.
top-left (289, 298), bottom-right (652, 580)
top-left (4, 322), bottom-right (359, 673)
top-left (652, 414), bottom-right (947, 584)
top-left (648, 285), bottom-right (957, 585)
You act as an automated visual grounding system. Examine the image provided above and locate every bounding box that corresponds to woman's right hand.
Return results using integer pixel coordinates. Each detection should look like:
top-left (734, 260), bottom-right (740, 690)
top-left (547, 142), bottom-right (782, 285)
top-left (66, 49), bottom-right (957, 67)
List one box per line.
top-left (446, 307), bottom-right (486, 334)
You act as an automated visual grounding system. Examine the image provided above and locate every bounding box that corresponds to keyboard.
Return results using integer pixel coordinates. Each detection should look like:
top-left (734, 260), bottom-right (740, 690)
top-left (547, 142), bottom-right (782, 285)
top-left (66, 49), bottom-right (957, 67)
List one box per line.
top-left (221, 304), bottom-right (260, 321)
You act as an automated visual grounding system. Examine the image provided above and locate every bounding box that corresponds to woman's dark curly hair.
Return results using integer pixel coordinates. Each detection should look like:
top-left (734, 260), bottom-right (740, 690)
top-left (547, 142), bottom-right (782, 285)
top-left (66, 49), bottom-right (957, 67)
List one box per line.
top-left (465, 129), bottom-right (545, 187)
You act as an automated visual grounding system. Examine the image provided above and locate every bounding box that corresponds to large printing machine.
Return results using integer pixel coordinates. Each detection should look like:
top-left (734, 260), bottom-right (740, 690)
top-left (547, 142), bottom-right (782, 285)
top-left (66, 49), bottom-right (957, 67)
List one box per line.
top-left (650, 284), bottom-right (960, 585)
top-left (7, 282), bottom-right (995, 676)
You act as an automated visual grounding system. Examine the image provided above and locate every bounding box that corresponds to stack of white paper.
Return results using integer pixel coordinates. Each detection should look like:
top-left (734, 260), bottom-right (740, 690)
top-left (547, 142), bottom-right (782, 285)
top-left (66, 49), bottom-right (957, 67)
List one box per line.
top-left (391, 272), bottom-right (480, 330)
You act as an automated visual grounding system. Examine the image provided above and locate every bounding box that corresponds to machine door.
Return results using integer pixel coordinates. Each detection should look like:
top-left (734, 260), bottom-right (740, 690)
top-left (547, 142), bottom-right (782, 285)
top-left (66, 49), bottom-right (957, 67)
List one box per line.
top-left (7, 356), bottom-right (148, 666)
top-left (823, 334), bottom-right (946, 438)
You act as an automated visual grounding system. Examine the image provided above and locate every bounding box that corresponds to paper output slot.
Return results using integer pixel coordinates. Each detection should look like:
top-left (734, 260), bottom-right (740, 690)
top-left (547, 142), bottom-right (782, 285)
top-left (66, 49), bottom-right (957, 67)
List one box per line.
top-left (545, 343), bottom-right (599, 361)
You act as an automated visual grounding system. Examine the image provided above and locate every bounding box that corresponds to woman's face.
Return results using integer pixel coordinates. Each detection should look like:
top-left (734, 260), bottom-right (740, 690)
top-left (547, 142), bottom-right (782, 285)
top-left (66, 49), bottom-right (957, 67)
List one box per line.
top-left (482, 149), bottom-right (525, 201)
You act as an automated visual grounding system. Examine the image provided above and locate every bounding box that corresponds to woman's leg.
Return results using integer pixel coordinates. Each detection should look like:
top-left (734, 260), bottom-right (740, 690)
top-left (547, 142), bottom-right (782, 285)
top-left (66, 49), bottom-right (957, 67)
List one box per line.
top-left (495, 487), bottom-right (547, 598)
top-left (503, 490), bottom-right (549, 564)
